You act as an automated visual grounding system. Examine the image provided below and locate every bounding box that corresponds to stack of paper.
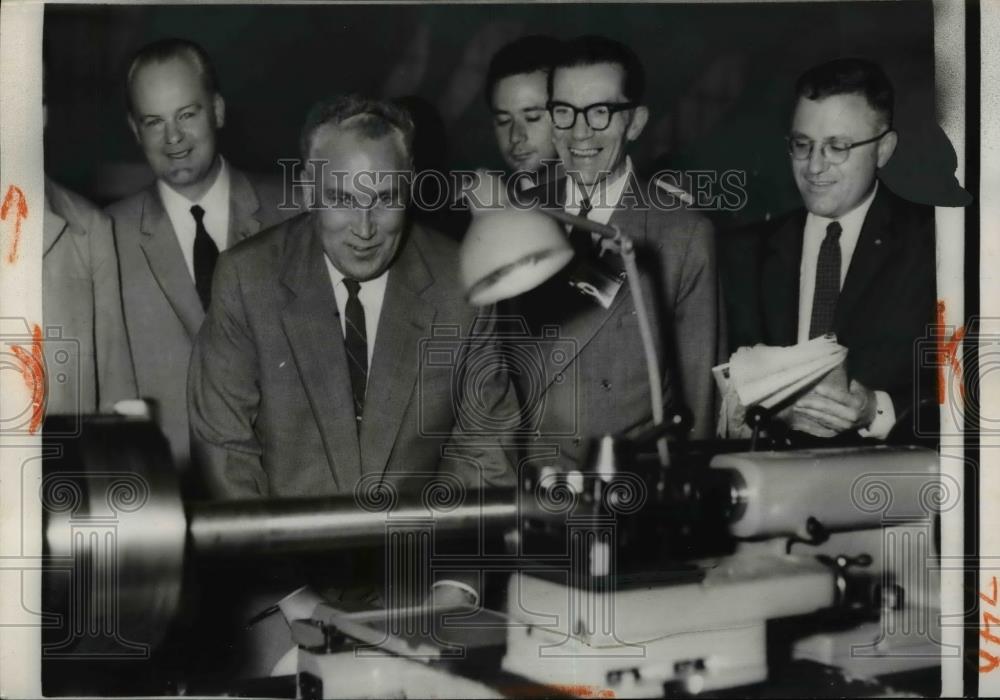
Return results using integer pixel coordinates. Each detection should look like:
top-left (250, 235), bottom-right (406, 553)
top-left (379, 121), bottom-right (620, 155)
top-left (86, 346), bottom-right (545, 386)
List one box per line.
top-left (714, 335), bottom-right (848, 437)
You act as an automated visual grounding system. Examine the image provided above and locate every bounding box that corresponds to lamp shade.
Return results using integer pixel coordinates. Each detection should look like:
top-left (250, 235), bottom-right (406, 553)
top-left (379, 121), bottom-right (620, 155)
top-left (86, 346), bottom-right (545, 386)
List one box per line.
top-left (459, 208), bottom-right (574, 306)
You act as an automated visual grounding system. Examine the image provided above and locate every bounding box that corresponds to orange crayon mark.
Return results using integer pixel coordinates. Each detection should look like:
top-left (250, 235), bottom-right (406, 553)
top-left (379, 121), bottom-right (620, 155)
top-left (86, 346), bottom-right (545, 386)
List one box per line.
top-left (981, 649), bottom-right (1000, 674)
top-left (553, 686), bottom-right (615, 698)
top-left (499, 684), bottom-right (616, 698)
top-left (1, 184), bottom-right (29, 264)
top-left (934, 300), bottom-right (966, 405)
top-left (982, 577), bottom-right (1000, 674)
top-left (9, 324), bottom-right (45, 433)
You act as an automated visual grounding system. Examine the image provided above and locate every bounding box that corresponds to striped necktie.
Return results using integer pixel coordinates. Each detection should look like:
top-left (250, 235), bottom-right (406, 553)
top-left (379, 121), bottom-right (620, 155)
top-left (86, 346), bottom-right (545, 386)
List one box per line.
top-left (342, 278), bottom-right (368, 424)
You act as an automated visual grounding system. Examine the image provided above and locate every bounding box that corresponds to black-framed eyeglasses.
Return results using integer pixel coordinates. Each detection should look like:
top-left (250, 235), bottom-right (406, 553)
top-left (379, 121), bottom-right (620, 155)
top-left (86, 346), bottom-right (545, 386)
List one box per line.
top-left (547, 100), bottom-right (636, 131)
top-left (785, 129), bottom-right (892, 165)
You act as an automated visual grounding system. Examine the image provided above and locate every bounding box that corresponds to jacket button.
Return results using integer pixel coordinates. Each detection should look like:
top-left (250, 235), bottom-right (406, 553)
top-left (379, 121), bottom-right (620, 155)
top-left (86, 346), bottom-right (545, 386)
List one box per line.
top-left (601, 379), bottom-right (612, 391)
top-left (573, 438), bottom-right (582, 446)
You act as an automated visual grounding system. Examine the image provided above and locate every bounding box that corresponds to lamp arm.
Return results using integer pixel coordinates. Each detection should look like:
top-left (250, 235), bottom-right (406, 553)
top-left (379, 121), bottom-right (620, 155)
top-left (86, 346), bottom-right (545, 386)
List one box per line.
top-left (618, 234), bottom-right (670, 468)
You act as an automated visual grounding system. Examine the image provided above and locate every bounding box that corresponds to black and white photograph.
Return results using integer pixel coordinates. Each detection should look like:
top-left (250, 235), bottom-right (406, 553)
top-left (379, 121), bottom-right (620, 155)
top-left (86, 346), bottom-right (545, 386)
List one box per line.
top-left (0, 1), bottom-right (996, 698)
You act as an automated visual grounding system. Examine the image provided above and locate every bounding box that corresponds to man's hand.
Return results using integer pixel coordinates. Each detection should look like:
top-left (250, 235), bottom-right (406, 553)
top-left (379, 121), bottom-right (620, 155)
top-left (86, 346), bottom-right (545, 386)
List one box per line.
top-left (783, 379), bottom-right (878, 436)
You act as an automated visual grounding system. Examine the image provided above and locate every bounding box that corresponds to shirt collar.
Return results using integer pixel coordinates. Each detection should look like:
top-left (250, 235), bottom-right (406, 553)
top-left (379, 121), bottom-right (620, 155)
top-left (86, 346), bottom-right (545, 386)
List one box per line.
top-left (564, 156), bottom-right (634, 212)
top-left (323, 255), bottom-right (390, 293)
top-left (806, 180), bottom-right (879, 234)
top-left (157, 155), bottom-right (230, 213)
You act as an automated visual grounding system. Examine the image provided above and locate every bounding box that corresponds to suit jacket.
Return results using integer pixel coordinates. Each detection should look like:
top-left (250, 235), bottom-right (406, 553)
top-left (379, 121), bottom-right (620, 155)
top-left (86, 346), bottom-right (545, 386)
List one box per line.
top-left (43, 178), bottom-right (137, 414)
top-left (188, 214), bottom-right (517, 499)
top-left (509, 175), bottom-right (722, 468)
top-left (106, 167), bottom-right (290, 475)
top-left (728, 184), bottom-right (937, 435)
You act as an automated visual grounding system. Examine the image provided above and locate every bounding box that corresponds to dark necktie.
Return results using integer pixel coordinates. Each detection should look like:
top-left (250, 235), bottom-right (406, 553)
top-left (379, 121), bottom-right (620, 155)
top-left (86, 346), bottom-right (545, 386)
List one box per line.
top-left (568, 196), bottom-right (594, 257)
top-left (808, 220), bottom-right (843, 339)
top-left (190, 205), bottom-right (219, 311)
top-left (342, 278), bottom-right (368, 424)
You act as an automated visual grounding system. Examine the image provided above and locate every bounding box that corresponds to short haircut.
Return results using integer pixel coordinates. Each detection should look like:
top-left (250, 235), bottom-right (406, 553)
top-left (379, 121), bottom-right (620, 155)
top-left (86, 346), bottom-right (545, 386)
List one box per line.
top-left (794, 57), bottom-right (894, 128)
top-left (299, 94), bottom-right (415, 163)
top-left (549, 35), bottom-right (645, 104)
top-left (126, 38), bottom-right (219, 115)
top-left (485, 35), bottom-right (560, 108)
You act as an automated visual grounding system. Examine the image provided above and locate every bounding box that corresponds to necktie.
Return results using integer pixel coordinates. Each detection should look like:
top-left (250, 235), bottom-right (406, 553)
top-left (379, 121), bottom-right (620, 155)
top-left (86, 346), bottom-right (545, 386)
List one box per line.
top-left (190, 205), bottom-right (219, 311)
top-left (342, 279), bottom-right (368, 424)
top-left (568, 196), bottom-right (594, 257)
top-left (808, 220), bottom-right (843, 339)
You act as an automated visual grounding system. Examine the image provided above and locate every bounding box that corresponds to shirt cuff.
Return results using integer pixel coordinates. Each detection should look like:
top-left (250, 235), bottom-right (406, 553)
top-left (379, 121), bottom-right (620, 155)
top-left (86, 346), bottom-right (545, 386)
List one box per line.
top-left (858, 390), bottom-right (895, 440)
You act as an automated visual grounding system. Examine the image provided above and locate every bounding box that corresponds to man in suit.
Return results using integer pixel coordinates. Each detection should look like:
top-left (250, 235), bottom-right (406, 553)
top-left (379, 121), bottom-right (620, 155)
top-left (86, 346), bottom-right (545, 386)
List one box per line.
top-left (189, 96), bottom-right (516, 652)
top-left (511, 35), bottom-right (721, 466)
top-left (44, 178), bottom-right (137, 415)
top-left (734, 58), bottom-right (936, 440)
top-left (106, 38), bottom-right (290, 479)
top-left (41, 77), bottom-right (137, 415)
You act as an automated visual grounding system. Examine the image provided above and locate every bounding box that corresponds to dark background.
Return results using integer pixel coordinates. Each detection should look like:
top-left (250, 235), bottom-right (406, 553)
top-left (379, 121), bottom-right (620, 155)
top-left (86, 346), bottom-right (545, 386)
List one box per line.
top-left (43, 1), bottom-right (940, 229)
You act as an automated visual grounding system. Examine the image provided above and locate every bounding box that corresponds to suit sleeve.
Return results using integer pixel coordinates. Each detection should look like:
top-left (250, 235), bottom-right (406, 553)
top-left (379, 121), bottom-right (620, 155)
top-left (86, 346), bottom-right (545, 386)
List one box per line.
top-left (89, 211), bottom-right (139, 410)
top-left (440, 311), bottom-right (518, 489)
top-left (188, 252), bottom-right (268, 498)
top-left (671, 215), bottom-right (720, 440)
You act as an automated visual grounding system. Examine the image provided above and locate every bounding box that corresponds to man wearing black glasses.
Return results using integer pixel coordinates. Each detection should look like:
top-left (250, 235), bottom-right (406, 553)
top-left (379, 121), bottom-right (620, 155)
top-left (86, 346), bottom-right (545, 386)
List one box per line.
top-left (511, 35), bottom-right (722, 468)
top-left (743, 58), bottom-right (936, 441)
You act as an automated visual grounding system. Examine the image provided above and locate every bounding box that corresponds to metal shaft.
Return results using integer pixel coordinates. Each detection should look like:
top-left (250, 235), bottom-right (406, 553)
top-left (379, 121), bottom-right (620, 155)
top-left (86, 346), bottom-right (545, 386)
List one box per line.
top-left (187, 488), bottom-right (519, 558)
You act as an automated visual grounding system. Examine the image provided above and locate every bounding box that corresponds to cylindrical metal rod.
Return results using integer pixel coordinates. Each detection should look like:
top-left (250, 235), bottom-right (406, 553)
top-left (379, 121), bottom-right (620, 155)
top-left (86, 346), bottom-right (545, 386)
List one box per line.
top-left (188, 488), bottom-right (519, 558)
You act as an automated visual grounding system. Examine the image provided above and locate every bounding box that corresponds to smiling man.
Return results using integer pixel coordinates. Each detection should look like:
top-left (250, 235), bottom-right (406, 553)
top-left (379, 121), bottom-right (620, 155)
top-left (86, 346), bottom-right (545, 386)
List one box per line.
top-left (190, 93), bottom-right (516, 497)
top-left (106, 38), bottom-right (291, 484)
top-left (509, 36), bottom-right (722, 465)
top-left (746, 58), bottom-right (936, 441)
top-left (188, 94), bottom-right (517, 672)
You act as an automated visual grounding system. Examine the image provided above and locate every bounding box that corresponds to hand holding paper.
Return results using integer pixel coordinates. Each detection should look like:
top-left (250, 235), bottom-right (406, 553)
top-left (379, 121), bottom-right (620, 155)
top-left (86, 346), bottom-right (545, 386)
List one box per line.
top-left (714, 335), bottom-right (855, 438)
top-left (791, 378), bottom-right (878, 435)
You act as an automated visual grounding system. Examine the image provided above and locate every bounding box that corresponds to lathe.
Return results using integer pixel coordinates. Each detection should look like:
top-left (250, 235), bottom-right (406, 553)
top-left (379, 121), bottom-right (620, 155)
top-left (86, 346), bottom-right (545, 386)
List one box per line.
top-left (40, 415), bottom-right (946, 697)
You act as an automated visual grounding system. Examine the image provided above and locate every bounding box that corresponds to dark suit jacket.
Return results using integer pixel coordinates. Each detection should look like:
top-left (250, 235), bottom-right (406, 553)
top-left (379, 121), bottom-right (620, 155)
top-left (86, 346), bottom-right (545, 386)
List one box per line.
top-left (44, 178), bottom-right (137, 414)
top-left (724, 184), bottom-right (937, 434)
top-left (509, 174), bottom-right (722, 467)
top-left (106, 167), bottom-right (291, 475)
top-left (188, 214), bottom-right (517, 499)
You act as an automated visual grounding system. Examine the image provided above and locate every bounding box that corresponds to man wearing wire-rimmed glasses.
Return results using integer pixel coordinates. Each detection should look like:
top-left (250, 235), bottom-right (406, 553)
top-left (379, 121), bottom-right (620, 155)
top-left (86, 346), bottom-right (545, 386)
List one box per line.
top-left (748, 57), bottom-right (936, 442)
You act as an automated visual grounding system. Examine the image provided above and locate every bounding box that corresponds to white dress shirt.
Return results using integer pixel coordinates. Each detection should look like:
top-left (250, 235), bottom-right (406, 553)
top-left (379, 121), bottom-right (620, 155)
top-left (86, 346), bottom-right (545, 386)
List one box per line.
top-left (157, 157), bottom-right (231, 282)
top-left (564, 156), bottom-right (635, 231)
top-left (796, 182), bottom-right (894, 438)
top-left (323, 256), bottom-right (388, 373)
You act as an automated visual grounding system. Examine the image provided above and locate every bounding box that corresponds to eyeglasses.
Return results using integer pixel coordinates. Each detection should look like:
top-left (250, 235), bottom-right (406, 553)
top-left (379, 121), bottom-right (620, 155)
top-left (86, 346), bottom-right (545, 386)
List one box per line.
top-left (547, 100), bottom-right (636, 131)
top-left (785, 129), bottom-right (892, 165)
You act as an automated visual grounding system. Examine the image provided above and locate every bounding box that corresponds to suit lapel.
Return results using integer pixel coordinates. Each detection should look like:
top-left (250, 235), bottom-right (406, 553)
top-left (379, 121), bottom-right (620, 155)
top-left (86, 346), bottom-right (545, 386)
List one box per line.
top-left (835, 187), bottom-right (896, 330)
top-left (138, 188), bottom-right (205, 338)
top-left (761, 210), bottom-right (805, 346)
top-left (279, 218), bottom-right (362, 490)
top-left (42, 184), bottom-right (69, 258)
top-left (359, 228), bottom-right (435, 476)
top-left (228, 167), bottom-right (264, 246)
top-left (532, 193), bottom-right (634, 395)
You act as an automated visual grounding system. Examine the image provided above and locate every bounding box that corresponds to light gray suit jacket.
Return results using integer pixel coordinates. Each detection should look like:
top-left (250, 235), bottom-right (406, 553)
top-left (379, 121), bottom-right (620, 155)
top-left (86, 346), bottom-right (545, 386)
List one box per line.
top-left (106, 167), bottom-right (291, 475)
top-left (44, 178), bottom-right (137, 414)
top-left (188, 214), bottom-right (517, 499)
